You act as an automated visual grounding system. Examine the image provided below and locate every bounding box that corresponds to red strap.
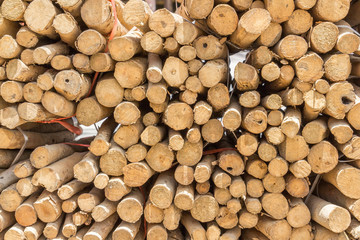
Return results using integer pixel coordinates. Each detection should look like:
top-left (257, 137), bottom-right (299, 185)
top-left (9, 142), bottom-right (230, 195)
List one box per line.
top-left (203, 148), bottom-right (237, 155)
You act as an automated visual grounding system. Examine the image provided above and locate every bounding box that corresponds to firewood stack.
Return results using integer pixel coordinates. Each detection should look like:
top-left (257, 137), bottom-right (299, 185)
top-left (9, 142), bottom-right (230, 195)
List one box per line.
top-left (0, 0), bottom-right (360, 239)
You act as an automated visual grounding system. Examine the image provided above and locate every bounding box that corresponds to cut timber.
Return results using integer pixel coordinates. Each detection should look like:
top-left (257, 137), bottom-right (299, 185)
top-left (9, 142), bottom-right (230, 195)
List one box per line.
top-left (92, 199), bottom-right (117, 222)
top-left (264, 0), bottom-right (295, 23)
top-left (230, 8), bottom-right (271, 48)
top-left (278, 135), bottom-right (309, 162)
top-left (207, 4), bottom-right (238, 36)
top-left (234, 63), bottom-right (259, 91)
top-left (324, 81), bottom-right (355, 119)
top-left (125, 143), bottom-right (147, 163)
top-left (0, 35), bottom-right (22, 59)
top-left (149, 171), bottom-right (176, 209)
top-left (174, 165), bottom-right (194, 185)
top-left (33, 190), bottom-right (62, 223)
top-left (75, 29), bottom-right (106, 56)
top-left (33, 42), bottom-right (69, 65)
top-left (93, 173), bottom-right (109, 190)
top-left (285, 174), bottom-right (309, 198)
top-left (306, 195), bottom-right (351, 233)
top-left (256, 216), bottom-right (292, 240)
top-left (24, 221), bottom-right (45, 240)
top-left (194, 35), bottom-right (227, 60)
top-left (123, 161), bottom-right (154, 187)
top-left (42, 91), bottom-right (76, 117)
top-left (174, 184), bottom-right (194, 211)
top-left (323, 163), bottom-right (360, 199)
top-left (62, 214), bottom-right (76, 238)
top-left (294, 52), bottom-right (324, 83)
top-left (0, 183), bottom-right (26, 212)
top-left (90, 53), bottom-right (115, 72)
top-left (57, 179), bottom-right (89, 200)
top-left (23, 83), bottom-right (44, 103)
top-left (173, 21), bottom-right (202, 45)
top-left (145, 200), bottom-right (164, 223)
top-left (113, 120), bottom-right (144, 149)
top-left (181, 212), bottom-right (206, 240)
top-left (307, 141), bottom-right (338, 174)
top-left (324, 54), bottom-right (351, 82)
top-left (0, 106), bottom-right (26, 130)
top-left (117, 189), bottom-right (144, 223)
top-left (95, 73), bottom-right (124, 108)
top-left (146, 53), bottom-right (162, 83)
top-left (83, 213), bottom-right (118, 240)
top-left (219, 227), bottom-right (241, 240)
top-left (16, 177), bottom-right (41, 197)
top-left (78, 187), bottom-right (104, 212)
top-left (43, 214), bottom-right (64, 238)
top-left (104, 176), bottom-right (131, 201)
top-left (184, 0), bottom-right (214, 19)
top-left (112, 221), bottom-right (141, 240)
top-left (147, 224), bottom-right (168, 240)
top-left (335, 21), bottom-right (360, 54)
top-left (274, 35), bottom-right (308, 60)
top-left (289, 160), bottom-right (312, 178)
top-left (286, 198), bottom-right (311, 228)
top-left (13, 160), bottom-right (36, 178)
top-left (141, 31), bottom-right (164, 55)
top-left (76, 96), bottom-right (113, 126)
top-left (0, 128), bottom-right (74, 149)
top-left (54, 69), bottom-right (90, 101)
top-left (191, 194), bottom-right (219, 222)
top-left (311, 0), bottom-right (350, 22)
top-left (74, 152), bottom-right (99, 183)
top-left (0, 81), bottom-right (24, 103)
top-left (4, 223), bottom-right (25, 240)
top-left (32, 152), bottom-right (86, 192)
top-left (89, 117), bottom-right (117, 156)
top-left (81, 0), bottom-right (123, 35)
top-left (207, 83), bottom-right (230, 112)
top-left (199, 59), bottom-right (227, 88)
top-left (30, 143), bottom-right (74, 169)
top-left (115, 57), bottom-right (147, 88)
top-left (309, 22), bottom-right (339, 54)
top-left (6, 59), bottom-right (46, 82)
top-left (99, 141), bottom-right (126, 176)
top-left (256, 22), bottom-right (282, 47)
top-left (37, 70), bottom-right (57, 91)
top-left (122, 0), bottom-right (153, 32)
top-left (149, 9), bottom-right (182, 37)
top-left (283, 9), bottom-right (313, 35)
top-left (162, 57), bottom-right (188, 87)
top-left (164, 37), bottom-right (180, 55)
top-left (52, 13), bottom-right (81, 48)
top-left (109, 28), bottom-right (142, 62)
top-left (0, 13), bottom-right (20, 38)
top-left (114, 102), bottom-right (141, 125)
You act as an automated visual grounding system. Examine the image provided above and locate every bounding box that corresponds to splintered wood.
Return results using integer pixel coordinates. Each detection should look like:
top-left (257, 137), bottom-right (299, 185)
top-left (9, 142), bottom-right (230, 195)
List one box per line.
top-left (0, 0), bottom-right (360, 239)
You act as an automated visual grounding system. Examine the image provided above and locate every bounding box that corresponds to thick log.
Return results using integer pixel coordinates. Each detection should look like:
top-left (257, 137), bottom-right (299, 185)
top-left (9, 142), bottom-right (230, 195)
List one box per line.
top-left (52, 13), bottom-right (81, 48)
top-left (43, 213), bottom-right (64, 238)
top-left (307, 195), bottom-right (351, 233)
top-left (311, 0), bottom-right (350, 22)
top-left (174, 184), bottom-right (194, 211)
top-left (42, 91), bottom-right (76, 117)
top-left (24, 221), bottom-right (45, 240)
top-left (112, 220), bottom-right (141, 240)
top-left (256, 216), bottom-right (292, 240)
top-left (117, 189), bottom-right (144, 223)
top-left (285, 174), bottom-right (309, 198)
top-left (307, 140), bottom-right (338, 174)
top-left (181, 212), bottom-right (206, 240)
top-left (14, 192), bottom-right (40, 226)
top-left (83, 213), bottom-right (118, 240)
top-left (32, 152), bottom-right (85, 192)
top-left (262, 173), bottom-right (285, 193)
top-left (30, 143), bottom-right (74, 169)
top-left (33, 190), bottom-right (62, 223)
top-left (78, 187), bottom-right (104, 212)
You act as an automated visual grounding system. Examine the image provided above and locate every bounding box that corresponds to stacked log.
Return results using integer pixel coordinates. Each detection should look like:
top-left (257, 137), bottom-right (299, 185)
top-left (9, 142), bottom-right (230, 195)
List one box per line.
top-left (0, 0), bottom-right (360, 239)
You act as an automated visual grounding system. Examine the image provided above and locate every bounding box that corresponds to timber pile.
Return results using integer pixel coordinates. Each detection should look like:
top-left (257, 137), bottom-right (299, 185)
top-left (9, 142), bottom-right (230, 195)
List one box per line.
top-left (0, 0), bottom-right (359, 239)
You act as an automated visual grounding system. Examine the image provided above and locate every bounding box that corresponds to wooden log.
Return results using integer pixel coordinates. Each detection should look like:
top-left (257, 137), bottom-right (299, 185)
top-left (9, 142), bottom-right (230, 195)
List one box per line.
top-left (0, 81), bottom-right (24, 103)
top-left (62, 192), bottom-right (81, 213)
top-left (112, 220), bottom-right (141, 240)
top-left (0, 13), bottom-right (20, 38)
top-left (285, 174), bottom-right (309, 198)
top-left (196, 181), bottom-right (210, 195)
top-left (256, 22), bottom-right (282, 47)
top-left (54, 69), bottom-right (90, 101)
top-left (324, 54), bottom-right (352, 82)
top-left (123, 161), bottom-right (154, 187)
top-left (141, 31), bottom-right (164, 55)
top-left (33, 42), bottom-right (69, 65)
top-left (245, 197), bottom-right (262, 215)
top-left (335, 21), bottom-right (360, 54)
top-left (278, 135), bottom-right (309, 162)
top-left (234, 63), bottom-right (259, 91)
top-left (72, 53), bottom-right (93, 74)
top-left (261, 193), bottom-right (289, 220)
top-left (91, 198), bottom-right (117, 222)
top-left (206, 222), bottom-right (221, 240)
top-left (30, 143), bottom-right (74, 169)
top-left (16, 29), bottom-right (39, 52)
top-left (239, 91), bottom-right (260, 108)
top-left (338, 135), bottom-right (360, 160)
top-left (115, 57), bottom-right (147, 89)
top-left (280, 107), bottom-right (301, 138)
top-left (83, 213), bottom-right (118, 240)
top-left (125, 143), bottom-right (147, 163)
top-left (214, 187), bottom-right (231, 205)
top-left (227, 198), bottom-right (242, 214)
top-left (93, 173), bottom-right (109, 190)
top-left (264, 127), bottom-right (285, 145)
top-left (191, 194), bottom-right (219, 223)
top-left (245, 158), bottom-right (267, 179)
top-left (217, 149), bottom-right (244, 176)
top-left (78, 187), bottom-right (104, 212)
top-left (0, 128), bottom-right (74, 149)
top-left (199, 59), bottom-right (227, 89)
top-left (99, 141), bottom-right (126, 176)
top-left (19, 49), bottom-right (35, 66)
top-left (109, 28), bottom-right (142, 62)
top-left (0, 35), bottom-right (22, 59)
top-left (50, 54), bottom-right (73, 70)
top-left (76, 96), bottom-right (113, 126)
top-left (13, 160), bottom-right (36, 179)
top-left (239, 209), bottom-right (259, 228)
top-left (73, 152), bottom-right (100, 183)
top-left (174, 184), bottom-right (194, 211)
top-left (90, 53), bottom-right (115, 72)
top-left (230, 8), bottom-right (271, 48)
top-left (89, 117), bottom-right (117, 156)
top-left (144, 199), bottom-right (164, 223)
top-left (194, 155), bottom-right (214, 183)
top-left (147, 224), bottom-right (167, 240)
top-left (323, 163), bottom-right (360, 199)
top-left (72, 211), bottom-right (91, 227)
top-left (327, 117), bottom-right (353, 144)
top-left (249, 46), bottom-right (273, 69)
top-left (289, 160), bottom-right (311, 178)
top-left (176, 140), bottom-right (203, 167)
top-left (290, 225), bottom-right (314, 240)
top-left (62, 213), bottom-right (77, 238)
top-left (178, 46), bottom-right (196, 62)
top-left (261, 62), bottom-right (280, 83)
top-left (4, 223), bottom-right (25, 240)
top-left (215, 206), bottom-right (238, 229)
top-left (23, 83), bottom-right (43, 104)
top-left (14, 192), bottom-right (40, 227)
top-left (43, 213), bottom-right (64, 238)
top-left (262, 173), bottom-right (285, 193)
top-left (309, 21), bottom-right (339, 54)
top-left (0, 106), bottom-right (26, 130)
top-left (57, 0), bottom-right (83, 18)
top-left (311, 0), bottom-right (350, 22)
top-left (274, 35), bottom-right (308, 60)
top-left (163, 204), bottom-right (182, 230)
top-left (184, 0), bottom-right (214, 19)
top-left (307, 140), bottom-right (338, 174)
top-left (16, 177), bottom-right (41, 197)
top-left (0, 207), bottom-right (15, 232)
top-left (174, 165), bottom-right (194, 186)
top-left (33, 190), bottom-right (62, 223)
top-left (24, 221), bottom-right (45, 240)
top-left (117, 189), bottom-right (144, 223)
top-left (181, 212), bottom-right (206, 240)
top-left (229, 177), bottom-right (246, 199)
top-left (75, 29), bottom-right (106, 55)
top-left (283, 9), bottom-right (313, 35)
top-left (122, 0), bottom-right (152, 32)
top-left (307, 195), bottom-right (351, 233)
top-left (207, 4), bottom-right (238, 36)
top-left (242, 229), bottom-right (268, 240)
top-left (193, 101), bottom-right (212, 125)
top-left (294, 52), bottom-right (324, 83)
top-left (268, 157), bottom-right (288, 177)
top-left (256, 216), bottom-right (292, 240)
top-left (36, 70), bottom-right (57, 91)
top-left (53, 13), bottom-right (81, 48)
top-left (94, 74), bottom-right (124, 108)
top-left (219, 227), bottom-right (241, 240)
top-left (236, 132), bottom-right (258, 156)
top-left (194, 35), bottom-right (227, 60)
top-left (57, 179), bottom-right (89, 201)
top-left (163, 37), bottom-right (180, 55)
top-left (32, 152), bottom-right (85, 192)
top-left (266, 65), bottom-right (295, 92)
top-left (286, 197), bottom-right (311, 228)
top-left (41, 91), bottom-right (76, 117)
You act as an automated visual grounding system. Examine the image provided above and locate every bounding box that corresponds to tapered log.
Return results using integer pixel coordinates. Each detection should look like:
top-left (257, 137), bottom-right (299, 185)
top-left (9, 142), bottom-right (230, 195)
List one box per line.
top-left (53, 13), bottom-right (81, 48)
top-left (24, 221), bottom-right (45, 240)
top-left (226, 198), bottom-right (241, 214)
top-left (283, 9), bottom-right (313, 35)
top-left (78, 187), bottom-right (104, 212)
top-left (181, 212), bottom-right (206, 240)
top-left (115, 57), bottom-right (147, 89)
top-left (193, 101), bottom-right (212, 125)
top-left (33, 42), bottom-right (69, 65)
top-left (99, 141), bottom-right (126, 177)
top-left (264, 127), bottom-right (285, 145)
top-left (194, 155), bottom-right (214, 183)
top-left (13, 160), bottom-right (35, 179)
top-left (36, 70), bottom-right (57, 91)
top-left (285, 198), bottom-right (311, 228)
top-left (307, 140), bottom-right (338, 174)
top-left (73, 152), bottom-right (99, 183)
top-left (174, 184), bottom-right (194, 211)
top-left (125, 143), bottom-right (147, 163)
top-left (89, 198), bottom-right (116, 223)
top-left (117, 189), bottom-right (144, 223)
top-left (122, 0), bottom-right (152, 32)
top-left (62, 192), bottom-right (81, 213)
top-left (30, 143), bottom-right (74, 169)
top-left (260, 193), bottom-right (289, 220)
top-left (215, 206), bottom-right (238, 229)
top-left (274, 35), bottom-right (308, 60)
top-left (32, 152), bottom-right (85, 192)
top-left (147, 224), bottom-right (167, 240)
top-left (83, 213), bottom-right (118, 240)
top-left (205, 222), bottom-right (220, 240)
top-left (236, 132), bottom-right (258, 156)
top-left (123, 161), bottom-right (154, 187)
top-left (198, 59), bottom-right (227, 89)
top-left (307, 195), bottom-right (351, 233)
top-left (20, 49), bottom-right (36, 66)
top-left (324, 54), bottom-right (352, 82)
top-left (338, 135), bottom-right (360, 160)
top-left (51, 54), bottom-right (73, 70)
top-left (239, 91), bottom-right (260, 109)
top-left (207, 4), bottom-right (238, 36)
top-left (42, 91), bottom-right (76, 117)
top-left (43, 213), bottom-right (64, 238)
top-left (57, 179), bottom-right (89, 201)
top-left (230, 8), bottom-right (271, 48)
top-left (76, 96), bottom-right (113, 126)
top-left (0, 128), bottom-right (74, 149)
top-left (112, 220), bottom-right (141, 240)
top-left (163, 37), bottom-right (180, 55)
top-left (278, 135), bottom-right (309, 162)
top-left (267, 157), bottom-right (287, 177)
top-left (245, 197), bottom-right (262, 215)
top-left (89, 117), bottom-right (117, 156)
top-left (245, 158), bottom-right (267, 179)
top-left (255, 22), bottom-right (282, 47)
top-left (196, 181), bottom-right (210, 195)
top-left (22, 83), bottom-right (43, 104)
top-left (75, 29), bottom-right (106, 56)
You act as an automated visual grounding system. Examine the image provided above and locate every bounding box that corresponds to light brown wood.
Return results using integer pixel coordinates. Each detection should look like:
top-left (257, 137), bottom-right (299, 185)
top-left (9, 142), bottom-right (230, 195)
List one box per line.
top-left (285, 174), bottom-right (309, 198)
top-left (311, 0), bottom-right (350, 22)
top-left (174, 184), bottom-right (194, 211)
top-left (78, 187), bottom-right (104, 212)
top-left (112, 220), bottom-right (141, 240)
top-left (256, 216), bottom-right (292, 240)
top-left (181, 212), bottom-right (206, 240)
top-left (33, 190), bottom-right (62, 223)
top-left (43, 213), bottom-right (64, 238)
top-left (16, 177), bottom-right (41, 198)
top-left (83, 213), bottom-right (118, 240)
top-left (24, 221), bottom-right (45, 240)
top-left (262, 173), bottom-right (285, 193)
top-left (0, 35), bottom-right (22, 59)
top-left (289, 160), bottom-right (312, 178)
top-left (4, 223), bottom-right (25, 240)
